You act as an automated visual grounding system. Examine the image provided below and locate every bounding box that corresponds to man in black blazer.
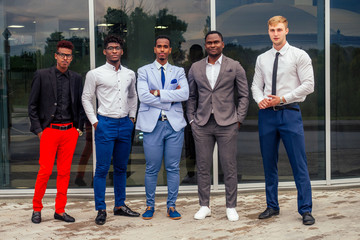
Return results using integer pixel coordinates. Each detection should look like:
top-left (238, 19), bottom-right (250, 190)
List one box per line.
top-left (28, 40), bottom-right (84, 224)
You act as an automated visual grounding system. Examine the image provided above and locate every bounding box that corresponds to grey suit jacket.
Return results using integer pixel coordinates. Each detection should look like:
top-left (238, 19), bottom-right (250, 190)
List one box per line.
top-left (186, 55), bottom-right (249, 126)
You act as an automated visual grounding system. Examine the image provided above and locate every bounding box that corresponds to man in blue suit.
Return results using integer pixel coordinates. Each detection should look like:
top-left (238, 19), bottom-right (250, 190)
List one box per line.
top-left (136, 35), bottom-right (189, 220)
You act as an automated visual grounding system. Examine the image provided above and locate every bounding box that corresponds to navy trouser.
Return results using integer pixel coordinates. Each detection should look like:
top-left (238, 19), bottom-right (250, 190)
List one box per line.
top-left (94, 115), bottom-right (133, 210)
top-left (258, 105), bottom-right (312, 215)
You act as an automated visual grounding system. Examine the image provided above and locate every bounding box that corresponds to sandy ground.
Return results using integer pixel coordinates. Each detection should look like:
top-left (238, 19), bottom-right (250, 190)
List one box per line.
top-left (1, 187), bottom-right (360, 240)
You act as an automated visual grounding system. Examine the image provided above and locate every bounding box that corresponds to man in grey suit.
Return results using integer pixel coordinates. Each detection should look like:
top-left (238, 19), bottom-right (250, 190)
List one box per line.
top-left (186, 31), bottom-right (249, 222)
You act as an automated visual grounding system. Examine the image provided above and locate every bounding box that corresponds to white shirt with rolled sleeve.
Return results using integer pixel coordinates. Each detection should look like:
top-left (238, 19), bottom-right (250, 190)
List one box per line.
top-left (82, 62), bottom-right (138, 125)
top-left (251, 42), bottom-right (314, 105)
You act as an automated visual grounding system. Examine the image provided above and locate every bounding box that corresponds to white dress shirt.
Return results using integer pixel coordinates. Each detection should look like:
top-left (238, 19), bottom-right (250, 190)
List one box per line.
top-left (206, 54), bottom-right (223, 89)
top-left (154, 60), bottom-right (168, 87)
top-left (251, 42), bottom-right (314, 104)
top-left (82, 62), bottom-right (138, 125)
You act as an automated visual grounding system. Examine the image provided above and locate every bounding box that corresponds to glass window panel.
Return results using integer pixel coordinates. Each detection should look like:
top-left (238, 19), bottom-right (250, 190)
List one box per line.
top-left (330, 0), bottom-right (360, 179)
top-left (94, 0), bottom-right (210, 187)
top-left (216, 0), bottom-right (326, 184)
top-left (0, 0), bottom-right (91, 189)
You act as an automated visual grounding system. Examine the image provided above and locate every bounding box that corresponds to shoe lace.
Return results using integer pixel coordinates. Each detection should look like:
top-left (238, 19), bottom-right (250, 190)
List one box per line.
top-left (146, 206), bottom-right (152, 211)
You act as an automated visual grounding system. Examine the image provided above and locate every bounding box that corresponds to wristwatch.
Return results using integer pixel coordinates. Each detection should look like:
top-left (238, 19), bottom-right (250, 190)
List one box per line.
top-left (280, 96), bottom-right (284, 104)
top-left (77, 128), bottom-right (83, 136)
top-left (154, 90), bottom-right (159, 97)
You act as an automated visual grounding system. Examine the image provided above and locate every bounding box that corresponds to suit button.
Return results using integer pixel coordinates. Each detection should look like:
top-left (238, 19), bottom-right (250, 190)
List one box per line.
top-left (54, 103), bottom-right (57, 106)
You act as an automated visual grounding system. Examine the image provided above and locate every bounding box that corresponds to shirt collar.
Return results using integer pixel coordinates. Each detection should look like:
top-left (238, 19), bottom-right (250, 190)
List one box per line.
top-left (154, 60), bottom-right (168, 71)
top-left (55, 67), bottom-right (70, 78)
top-left (206, 54), bottom-right (223, 65)
top-left (105, 61), bottom-right (121, 71)
top-left (271, 41), bottom-right (289, 56)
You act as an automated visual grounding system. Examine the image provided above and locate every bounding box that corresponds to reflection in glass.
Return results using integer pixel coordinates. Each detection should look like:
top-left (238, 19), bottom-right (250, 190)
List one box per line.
top-left (330, 0), bottom-right (360, 179)
top-left (94, 0), bottom-right (210, 187)
top-left (216, 0), bottom-right (326, 184)
top-left (0, 0), bottom-right (90, 189)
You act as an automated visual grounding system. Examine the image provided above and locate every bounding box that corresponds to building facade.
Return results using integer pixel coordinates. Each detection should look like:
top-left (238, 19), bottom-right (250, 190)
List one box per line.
top-left (0, 0), bottom-right (359, 196)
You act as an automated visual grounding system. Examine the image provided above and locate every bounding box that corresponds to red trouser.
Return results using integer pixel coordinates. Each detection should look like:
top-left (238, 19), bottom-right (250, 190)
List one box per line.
top-left (33, 124), bottom-right (78, 213)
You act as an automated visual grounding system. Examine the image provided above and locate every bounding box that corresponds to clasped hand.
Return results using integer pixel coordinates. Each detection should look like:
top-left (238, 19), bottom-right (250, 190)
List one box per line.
top-left (258, 95), bottom-right (281, 109)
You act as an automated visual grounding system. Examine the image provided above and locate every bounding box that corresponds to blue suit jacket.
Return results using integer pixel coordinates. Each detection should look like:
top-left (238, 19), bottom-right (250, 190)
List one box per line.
top-left (136, 61), bottom-right (189, 132)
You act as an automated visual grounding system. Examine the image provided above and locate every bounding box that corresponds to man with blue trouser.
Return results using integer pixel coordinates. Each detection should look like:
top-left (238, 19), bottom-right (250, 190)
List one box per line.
top-left (251, 16), bottom-right (315, 225)
top-left (82, 35), bottom-right (139, 225)
top-left (136, 35), bottom-right (189, 220)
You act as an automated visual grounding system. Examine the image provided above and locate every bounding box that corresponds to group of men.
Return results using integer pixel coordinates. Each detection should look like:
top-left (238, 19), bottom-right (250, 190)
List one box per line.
top-left (28, 16), bottom-right (315, 226)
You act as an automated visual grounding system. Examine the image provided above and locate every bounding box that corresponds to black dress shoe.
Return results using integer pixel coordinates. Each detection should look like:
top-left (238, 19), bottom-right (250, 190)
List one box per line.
top-left (31, 211), bottom-right (41, 224)
top-left (54, 212), bottom-right (75, 222)
top-left (302, 212), bottom-right (315, 225)
top-left (95, 210), bottom-right (107, 225)
top-left (114, 205), bottom-right (140, 217)
top-left (258, 208), bottom-right (280, 219)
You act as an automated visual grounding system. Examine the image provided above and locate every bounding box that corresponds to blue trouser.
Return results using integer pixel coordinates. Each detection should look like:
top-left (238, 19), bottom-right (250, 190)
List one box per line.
top-left (143, 120), bottom-right (184, 208)
top-left (94, 115), bottom-right (133, 210)
top-left (258, 106), bottom-right (312, 215)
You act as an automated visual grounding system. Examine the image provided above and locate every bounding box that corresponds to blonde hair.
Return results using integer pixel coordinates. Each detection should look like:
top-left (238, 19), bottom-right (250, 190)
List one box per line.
top-left (268, 16), bottom-right (288, 28)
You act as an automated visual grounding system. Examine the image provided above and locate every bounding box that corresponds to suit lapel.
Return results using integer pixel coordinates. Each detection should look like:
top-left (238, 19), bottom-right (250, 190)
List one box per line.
top-left (165, 64), bottom-right (174, 89)
top-left (213, 56), bottom-right (227, 90)
top-left (200, 59), bottom-right (212, 90)
top-left (150, 63), bottom-right (162, 89)
top-left (50, 67), bottom-right (57, 100)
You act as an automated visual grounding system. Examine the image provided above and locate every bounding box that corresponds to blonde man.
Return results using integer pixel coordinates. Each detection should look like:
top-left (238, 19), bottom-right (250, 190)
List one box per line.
top-left (251, 16), bottom-right (315, 225)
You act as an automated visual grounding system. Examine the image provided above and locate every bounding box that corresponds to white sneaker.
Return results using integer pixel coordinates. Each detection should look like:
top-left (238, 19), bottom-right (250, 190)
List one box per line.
top-left (226, 208), bottom-right (239, 221)
top-left (194, 206), bottom-right (211, 220)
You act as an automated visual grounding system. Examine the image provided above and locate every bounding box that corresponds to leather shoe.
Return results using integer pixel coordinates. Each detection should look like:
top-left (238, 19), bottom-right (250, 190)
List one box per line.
top-left (302, 212), bottom-right (315, 225)
top-left (31, 211), bottom-right (41, 224)
top-left (54, 212), bottom-right (75, 222)
top-left (114, 205), bottom-right (140, 217)
top-left (95, 210), bottom-right (107, 225)
top-left (258, 208), bottom-right (279, 219)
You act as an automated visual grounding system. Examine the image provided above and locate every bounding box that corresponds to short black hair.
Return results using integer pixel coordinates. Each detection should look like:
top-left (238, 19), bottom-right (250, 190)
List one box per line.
top-left (104, 35), bottom-right (124, 49)
top-left (155, 35), bottom-right (171, 46)
top-left (205, 31), bottom-right (224, 41)
top-left (57, 40), bottom-right (74, 51)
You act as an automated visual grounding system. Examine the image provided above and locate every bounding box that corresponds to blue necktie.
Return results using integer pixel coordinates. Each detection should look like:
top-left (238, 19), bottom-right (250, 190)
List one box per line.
top-left (159, 66), bottom-right (166, 120)
top-left (161, 66), bottom-right (165, 89)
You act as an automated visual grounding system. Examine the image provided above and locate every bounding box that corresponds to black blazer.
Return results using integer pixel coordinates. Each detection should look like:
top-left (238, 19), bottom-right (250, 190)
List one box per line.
top-left (28, 66), bottom-right (85, 135)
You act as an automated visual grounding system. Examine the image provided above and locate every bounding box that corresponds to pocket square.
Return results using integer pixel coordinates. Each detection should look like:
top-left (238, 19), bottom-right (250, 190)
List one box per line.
top-left (170, 79), bottom-right (178, 89)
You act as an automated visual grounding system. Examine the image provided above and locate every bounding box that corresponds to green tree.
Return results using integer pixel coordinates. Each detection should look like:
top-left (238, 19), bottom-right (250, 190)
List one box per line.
top-left (127, 7), bottom-right (156, 70)
top-left (43, 31), bottom-right (65, 68)
top-left (155, 8), bottom-right (188, 65)
top-left (99, 5), bottom-right (188, 70)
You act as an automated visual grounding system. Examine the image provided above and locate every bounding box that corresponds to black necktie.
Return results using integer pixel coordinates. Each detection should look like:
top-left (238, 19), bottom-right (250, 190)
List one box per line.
top-left (161, 66), bottom-right (165, 89)
top-left (271, 52), bottom-right (280, 95)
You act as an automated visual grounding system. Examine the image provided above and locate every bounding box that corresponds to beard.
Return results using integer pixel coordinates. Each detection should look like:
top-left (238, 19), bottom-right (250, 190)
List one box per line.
top-left (208, 52), bottom-right (221, 59)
